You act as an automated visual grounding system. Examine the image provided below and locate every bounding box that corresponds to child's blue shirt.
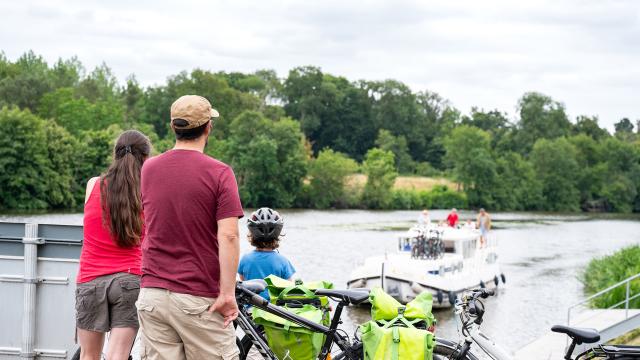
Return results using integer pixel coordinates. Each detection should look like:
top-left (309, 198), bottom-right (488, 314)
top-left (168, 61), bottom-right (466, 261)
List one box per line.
top-left (238, 250), bottom-right (296, 299)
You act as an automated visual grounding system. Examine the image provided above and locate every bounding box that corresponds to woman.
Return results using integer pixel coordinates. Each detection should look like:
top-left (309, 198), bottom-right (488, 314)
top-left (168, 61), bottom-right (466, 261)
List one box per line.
top-left (76, 130), bottom-right (151, 360)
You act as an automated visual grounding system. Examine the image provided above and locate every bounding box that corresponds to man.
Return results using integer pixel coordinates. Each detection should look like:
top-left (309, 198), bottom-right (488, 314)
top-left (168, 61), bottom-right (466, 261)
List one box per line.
top-left (446, 208), bottom-right (459, 227)
top-left (476, 208), bottom-right (491, 247)
top-left (137, 95), bottom-right (243, 359)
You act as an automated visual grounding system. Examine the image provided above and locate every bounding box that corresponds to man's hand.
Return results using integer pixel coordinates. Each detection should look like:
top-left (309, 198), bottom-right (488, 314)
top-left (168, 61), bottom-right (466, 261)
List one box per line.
top-left (209, 294), bottom-right (239, 328)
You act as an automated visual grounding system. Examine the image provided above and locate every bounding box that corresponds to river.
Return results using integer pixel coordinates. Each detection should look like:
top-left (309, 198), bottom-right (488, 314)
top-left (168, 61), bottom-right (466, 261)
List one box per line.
top-left (2, 209), bottom-right (639, 354)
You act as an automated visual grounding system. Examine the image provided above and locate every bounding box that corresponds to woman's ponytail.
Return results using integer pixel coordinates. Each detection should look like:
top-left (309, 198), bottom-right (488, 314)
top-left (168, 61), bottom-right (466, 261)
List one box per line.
top-left (100, 130), bottom-right (151, 248)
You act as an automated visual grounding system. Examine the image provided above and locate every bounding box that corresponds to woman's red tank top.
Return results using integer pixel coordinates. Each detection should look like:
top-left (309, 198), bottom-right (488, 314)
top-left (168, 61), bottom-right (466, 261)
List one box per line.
top-left (77, 179), bottom-right (143, 283)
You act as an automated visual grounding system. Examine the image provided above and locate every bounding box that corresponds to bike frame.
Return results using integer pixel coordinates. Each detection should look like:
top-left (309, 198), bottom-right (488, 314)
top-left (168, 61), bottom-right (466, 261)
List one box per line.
top-left (235, 289), bottom-right (356, 360)
top-left (454, 302), bottom-right (513, 360)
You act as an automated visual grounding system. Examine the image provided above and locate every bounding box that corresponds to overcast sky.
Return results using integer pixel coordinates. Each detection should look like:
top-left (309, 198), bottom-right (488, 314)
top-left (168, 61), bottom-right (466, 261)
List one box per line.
top-left (1, 0), bottom-right (639, 129)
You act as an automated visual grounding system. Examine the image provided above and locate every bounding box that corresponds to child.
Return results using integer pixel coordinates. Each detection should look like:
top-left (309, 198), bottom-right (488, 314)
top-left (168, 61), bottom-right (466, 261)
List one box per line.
top-left (238, 207), bottom-right (296, 299)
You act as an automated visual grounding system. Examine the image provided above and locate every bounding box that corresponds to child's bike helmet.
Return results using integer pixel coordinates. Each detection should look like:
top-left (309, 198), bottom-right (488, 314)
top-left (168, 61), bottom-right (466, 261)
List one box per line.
top-left (248, 207), bottom-right (284, 241)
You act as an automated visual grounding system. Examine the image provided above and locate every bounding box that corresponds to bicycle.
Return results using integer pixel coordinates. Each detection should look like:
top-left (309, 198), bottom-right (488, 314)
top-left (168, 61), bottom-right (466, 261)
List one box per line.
top-left (434, 288), bottom-right (640, 359)
top-left (235, 280), bottom-right (498, 360)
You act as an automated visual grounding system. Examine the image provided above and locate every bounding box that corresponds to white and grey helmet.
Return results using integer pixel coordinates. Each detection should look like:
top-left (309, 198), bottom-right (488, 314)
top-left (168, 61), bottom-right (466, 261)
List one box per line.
top-left (247, 208), bottom-right (284, 241)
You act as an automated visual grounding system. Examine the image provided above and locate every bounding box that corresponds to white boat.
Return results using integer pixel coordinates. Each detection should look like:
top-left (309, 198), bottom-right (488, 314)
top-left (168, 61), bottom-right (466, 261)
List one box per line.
top-left (347, 224), bottom-right (505, 307)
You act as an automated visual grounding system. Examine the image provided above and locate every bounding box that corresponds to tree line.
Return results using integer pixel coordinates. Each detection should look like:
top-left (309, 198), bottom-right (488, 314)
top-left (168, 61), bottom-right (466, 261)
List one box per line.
top-left (1, 50), bottom-right (639, 212)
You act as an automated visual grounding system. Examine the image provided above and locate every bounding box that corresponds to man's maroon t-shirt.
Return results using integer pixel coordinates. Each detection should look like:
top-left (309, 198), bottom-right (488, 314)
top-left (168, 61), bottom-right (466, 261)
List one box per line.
top-left (140, 149), bottom-right (244, 298)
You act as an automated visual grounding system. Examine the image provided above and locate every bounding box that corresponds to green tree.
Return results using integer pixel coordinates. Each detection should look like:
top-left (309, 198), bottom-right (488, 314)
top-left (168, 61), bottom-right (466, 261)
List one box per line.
top-left (444, 125), bottom-right (497, 207)
top-left (573, 115), bottom-right (609, 140)
top-left (515, 92), bottom-right (572, 153)
top-left (614, 118), bottom-right (634, 135)
top-left (0, 51), bottom-right (54, 111)
top-left (141, 69), bottom-right (262, 138)
top-left (37, 87), bottom-right (124, 135)
top-left (0, 107), bottom-right (77, 209)
top-left (375, 129), bottom-right (414, 173)
top-left (361, 148), bottom-right (397, 209)
top-left (569, 134), bottom-right (607, 209)
top-left (222, 111), bottom-right (308, 208)
top-left (308, 149), bottom-right (358, 208)
top-left (530, 138), bottom-right (580, 211)
top-left (493, 152), bottom-right (543, 210)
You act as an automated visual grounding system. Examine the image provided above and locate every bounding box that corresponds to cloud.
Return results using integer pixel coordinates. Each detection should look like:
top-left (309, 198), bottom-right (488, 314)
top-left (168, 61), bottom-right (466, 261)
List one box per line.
top-left (0, 0), bottom-right (638, 128)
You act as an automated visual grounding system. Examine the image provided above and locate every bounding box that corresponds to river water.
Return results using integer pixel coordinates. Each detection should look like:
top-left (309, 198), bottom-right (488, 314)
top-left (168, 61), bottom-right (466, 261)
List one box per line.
top-left (2, 210), bottom-right (639, 354)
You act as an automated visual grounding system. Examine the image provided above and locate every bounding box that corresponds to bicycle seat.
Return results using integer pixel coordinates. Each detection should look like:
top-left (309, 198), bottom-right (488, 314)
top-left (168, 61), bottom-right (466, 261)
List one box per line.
top-left (315, 289), bottom-right (370, 305)
top-left (551, 325), bottom-right (600, 344)
top-left (240, 279), bottom-right (267, 294)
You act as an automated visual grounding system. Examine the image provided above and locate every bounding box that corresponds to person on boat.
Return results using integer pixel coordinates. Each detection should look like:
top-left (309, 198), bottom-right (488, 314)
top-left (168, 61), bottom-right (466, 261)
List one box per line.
top-left (418, 209), bottom-right (431, 226)
top-left (477, 208), bottom-right (491, 247)
top-left (238, 207), bottom-right (296, 300)
top-left (464, 219), bottom-right (475, 229)
top-left (75, 130), bottom-right (151, 360)
top-left (137, 95), bottom-right (244, 359)
top-left (446, 208), bottom-right (459, 227)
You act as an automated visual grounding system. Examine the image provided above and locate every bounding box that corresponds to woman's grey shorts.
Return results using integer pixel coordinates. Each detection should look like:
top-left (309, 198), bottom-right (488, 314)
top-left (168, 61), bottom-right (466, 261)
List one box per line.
top-left (75, 272), bottom-right (140, 332)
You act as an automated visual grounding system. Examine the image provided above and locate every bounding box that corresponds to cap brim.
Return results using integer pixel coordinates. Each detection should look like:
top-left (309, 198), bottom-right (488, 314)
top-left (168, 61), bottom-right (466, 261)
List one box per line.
top-left (211, 108), bottom-right (220, 118)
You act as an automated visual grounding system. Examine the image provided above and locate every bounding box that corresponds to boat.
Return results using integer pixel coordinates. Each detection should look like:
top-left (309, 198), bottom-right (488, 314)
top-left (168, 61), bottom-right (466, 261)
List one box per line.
top-left (347, 224), bottom-right (505, 307)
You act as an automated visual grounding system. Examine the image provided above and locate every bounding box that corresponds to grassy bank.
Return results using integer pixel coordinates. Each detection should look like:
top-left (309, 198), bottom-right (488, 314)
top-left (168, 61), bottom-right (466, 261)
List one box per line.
top-left (582, 245), bottom-right (640, 309)
top-left (347, 174), bottom-right (458, 192)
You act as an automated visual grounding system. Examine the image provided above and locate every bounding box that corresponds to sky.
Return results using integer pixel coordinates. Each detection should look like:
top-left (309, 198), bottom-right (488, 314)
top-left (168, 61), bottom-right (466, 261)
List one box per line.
top-left (1, 0), bottom-right (639, 129)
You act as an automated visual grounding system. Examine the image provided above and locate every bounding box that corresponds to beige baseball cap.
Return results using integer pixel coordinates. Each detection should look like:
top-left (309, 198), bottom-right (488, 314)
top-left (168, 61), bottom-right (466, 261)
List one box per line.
top-left (170, 95), bottom-right (220, 129)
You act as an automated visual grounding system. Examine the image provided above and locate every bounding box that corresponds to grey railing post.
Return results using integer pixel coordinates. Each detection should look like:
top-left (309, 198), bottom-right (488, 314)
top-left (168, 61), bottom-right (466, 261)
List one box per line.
top-left (625, 280), bottom-right (630, 319)
top-left (21, 223), bottom-right (42, 359)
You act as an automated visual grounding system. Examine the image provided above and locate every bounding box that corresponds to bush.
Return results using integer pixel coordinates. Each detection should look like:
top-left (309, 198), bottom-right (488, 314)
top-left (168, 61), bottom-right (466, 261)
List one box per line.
top-left (390, 190), bottom-right (421, 210)
top-left (428, 185), bottom-right (467, 209)
top-left (582, 245), bottom-right (640, 309)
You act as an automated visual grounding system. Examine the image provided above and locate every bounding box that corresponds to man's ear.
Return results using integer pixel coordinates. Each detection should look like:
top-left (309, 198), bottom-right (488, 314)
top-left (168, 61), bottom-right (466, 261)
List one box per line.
top-left (205, 120), bottom-right (213, 135)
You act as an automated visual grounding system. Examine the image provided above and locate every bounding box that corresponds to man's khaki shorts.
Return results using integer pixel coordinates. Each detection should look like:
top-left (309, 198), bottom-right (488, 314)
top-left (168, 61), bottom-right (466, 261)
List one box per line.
top-left (75, 272), bottom-right (141, 332)
top-left (136, 287), bottom-right (239, 360)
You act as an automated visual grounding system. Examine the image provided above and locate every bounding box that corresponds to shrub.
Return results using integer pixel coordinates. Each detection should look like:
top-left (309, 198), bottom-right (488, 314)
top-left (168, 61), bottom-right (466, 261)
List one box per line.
top-left (582, 245), bottom-right (640, 309)
top-left (429, 185), bottom-right (467, 209)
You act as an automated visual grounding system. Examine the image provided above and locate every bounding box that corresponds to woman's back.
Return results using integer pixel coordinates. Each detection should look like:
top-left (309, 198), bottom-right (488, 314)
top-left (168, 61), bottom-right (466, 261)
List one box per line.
top-left (77, 178), bottom-right (142, 284)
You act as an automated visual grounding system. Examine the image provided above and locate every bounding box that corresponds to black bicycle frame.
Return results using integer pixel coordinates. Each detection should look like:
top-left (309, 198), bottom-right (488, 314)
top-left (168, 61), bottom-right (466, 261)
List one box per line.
top-left (236, 287), bottom-right (354, 359)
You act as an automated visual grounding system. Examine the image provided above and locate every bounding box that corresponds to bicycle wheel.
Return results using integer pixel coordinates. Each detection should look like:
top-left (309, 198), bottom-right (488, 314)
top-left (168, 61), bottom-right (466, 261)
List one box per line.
top-left (433, 338), bottom-right (480, 360)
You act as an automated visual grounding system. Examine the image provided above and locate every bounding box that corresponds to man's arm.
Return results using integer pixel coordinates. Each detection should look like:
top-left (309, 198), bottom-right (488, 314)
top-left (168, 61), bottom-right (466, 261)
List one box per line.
top-left (208, 216), bottom-right (240, 327)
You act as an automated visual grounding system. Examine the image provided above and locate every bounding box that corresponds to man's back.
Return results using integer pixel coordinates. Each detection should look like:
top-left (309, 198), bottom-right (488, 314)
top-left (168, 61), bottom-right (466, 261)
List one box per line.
top-left (141, 149), bottom-right (243, 298)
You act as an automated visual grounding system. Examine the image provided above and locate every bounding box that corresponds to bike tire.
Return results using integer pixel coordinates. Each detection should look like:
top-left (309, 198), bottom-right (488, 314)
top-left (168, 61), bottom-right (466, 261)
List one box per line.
top-left (432, 338), bottom-right (481, 360)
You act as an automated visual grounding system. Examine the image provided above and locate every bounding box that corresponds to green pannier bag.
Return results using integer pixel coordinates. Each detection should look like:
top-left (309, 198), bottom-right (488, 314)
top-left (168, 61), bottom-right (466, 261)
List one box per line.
top-left (369, 287), bottom-right (436, 327)
top-left (361, 287), bottom-right (436, 360)
top-left (360, 319), bottom-right (435, 360)
top-left (264, 275), bottom-right (333, 325)
top-left (252, 304), bottom-right (326, 360)
top-left (252, 276), bottom-right (334, 360)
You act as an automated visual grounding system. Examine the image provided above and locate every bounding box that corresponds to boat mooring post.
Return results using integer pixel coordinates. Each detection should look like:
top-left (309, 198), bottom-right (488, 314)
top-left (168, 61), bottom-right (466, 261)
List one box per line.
top-left (21, 223), bottom-right (42, 359)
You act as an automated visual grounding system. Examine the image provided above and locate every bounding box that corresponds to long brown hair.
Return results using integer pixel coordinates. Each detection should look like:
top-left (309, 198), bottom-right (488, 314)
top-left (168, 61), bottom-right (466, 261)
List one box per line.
top-left (100, 130), bottom-right (151, 248)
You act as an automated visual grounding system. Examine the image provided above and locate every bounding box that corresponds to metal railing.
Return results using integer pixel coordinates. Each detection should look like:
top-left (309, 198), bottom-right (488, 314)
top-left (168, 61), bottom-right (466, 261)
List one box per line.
top-left (567, 272), bottom-right (640, 326)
